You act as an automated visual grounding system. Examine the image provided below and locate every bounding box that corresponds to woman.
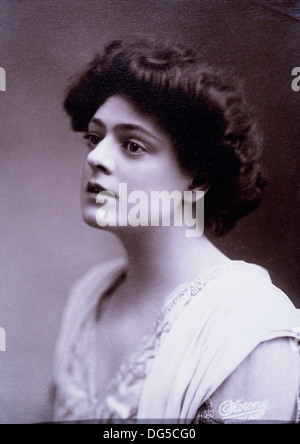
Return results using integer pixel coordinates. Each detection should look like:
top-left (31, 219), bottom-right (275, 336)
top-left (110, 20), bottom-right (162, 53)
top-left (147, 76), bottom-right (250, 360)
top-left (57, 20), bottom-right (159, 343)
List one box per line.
top-left (52, 38), bottom-right (300, 423)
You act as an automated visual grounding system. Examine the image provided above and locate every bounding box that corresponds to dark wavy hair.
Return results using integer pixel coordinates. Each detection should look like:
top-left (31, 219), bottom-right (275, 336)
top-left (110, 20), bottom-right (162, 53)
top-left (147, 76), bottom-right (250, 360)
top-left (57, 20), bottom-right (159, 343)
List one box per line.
top-left (64, 37), bottom-right (266, 235)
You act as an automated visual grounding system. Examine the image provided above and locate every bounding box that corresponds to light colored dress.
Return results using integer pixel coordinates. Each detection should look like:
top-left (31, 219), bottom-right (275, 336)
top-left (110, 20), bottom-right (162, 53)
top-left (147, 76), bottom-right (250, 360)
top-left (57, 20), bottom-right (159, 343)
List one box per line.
top-left (53, 258), bottom-right (300, 423)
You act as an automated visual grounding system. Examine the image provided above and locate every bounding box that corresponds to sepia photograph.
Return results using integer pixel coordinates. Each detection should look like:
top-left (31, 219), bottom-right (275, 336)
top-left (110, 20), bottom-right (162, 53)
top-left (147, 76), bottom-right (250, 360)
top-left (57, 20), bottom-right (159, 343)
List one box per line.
top-left (0, 0), bottom-right (299, 425)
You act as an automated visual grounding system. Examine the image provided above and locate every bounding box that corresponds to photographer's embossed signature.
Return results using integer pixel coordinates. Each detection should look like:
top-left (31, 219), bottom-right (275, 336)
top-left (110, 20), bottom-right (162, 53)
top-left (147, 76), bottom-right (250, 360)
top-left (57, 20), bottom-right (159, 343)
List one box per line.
top-left (219, 397), bottom-right (270, 420)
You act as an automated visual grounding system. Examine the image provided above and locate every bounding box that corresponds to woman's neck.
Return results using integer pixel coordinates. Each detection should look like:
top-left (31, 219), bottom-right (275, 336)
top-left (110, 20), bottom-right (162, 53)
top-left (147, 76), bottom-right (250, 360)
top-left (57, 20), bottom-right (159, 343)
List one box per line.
top-left (116, 225), bottom-right (229, 303)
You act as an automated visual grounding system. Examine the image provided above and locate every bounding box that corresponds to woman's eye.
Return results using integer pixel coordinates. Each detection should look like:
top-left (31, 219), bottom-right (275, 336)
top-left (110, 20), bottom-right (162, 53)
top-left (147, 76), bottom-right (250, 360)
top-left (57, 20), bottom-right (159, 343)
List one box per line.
top-left (124, 141), bottom-right (145, 154)
top-left (84, 133), bottom-right (101, 148)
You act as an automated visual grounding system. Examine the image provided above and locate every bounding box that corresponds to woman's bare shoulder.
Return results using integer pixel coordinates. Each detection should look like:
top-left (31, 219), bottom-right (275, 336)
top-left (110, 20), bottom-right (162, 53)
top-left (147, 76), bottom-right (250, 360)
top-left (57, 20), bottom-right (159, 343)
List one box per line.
top-left (54, 257), bottom-right (127, 360)
top-left (66, 257), bottom-right (126, 309)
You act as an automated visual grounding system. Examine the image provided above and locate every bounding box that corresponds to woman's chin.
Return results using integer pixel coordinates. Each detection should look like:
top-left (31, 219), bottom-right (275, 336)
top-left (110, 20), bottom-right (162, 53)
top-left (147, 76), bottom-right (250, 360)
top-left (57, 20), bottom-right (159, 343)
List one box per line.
top-left (81, 207), bottom-right (100, 229)
top-left (81, 210), bottom-right (119, 232)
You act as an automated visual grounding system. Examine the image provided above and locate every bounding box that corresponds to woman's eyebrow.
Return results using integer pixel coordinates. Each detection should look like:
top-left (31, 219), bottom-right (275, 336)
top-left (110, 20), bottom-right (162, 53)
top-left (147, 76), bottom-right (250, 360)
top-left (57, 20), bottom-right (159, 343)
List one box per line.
top-left (114, 124), bottom-right (160, 141)
top-left (88, 117), bottom-right (105, 130)
top-left (89, 118), bottom-right (160, 142)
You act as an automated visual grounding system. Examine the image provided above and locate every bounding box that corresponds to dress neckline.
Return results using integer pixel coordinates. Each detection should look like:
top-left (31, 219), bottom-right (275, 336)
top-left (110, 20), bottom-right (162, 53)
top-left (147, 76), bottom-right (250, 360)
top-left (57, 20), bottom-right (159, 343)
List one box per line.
top-left (88, 258), bottom-right (267, 403)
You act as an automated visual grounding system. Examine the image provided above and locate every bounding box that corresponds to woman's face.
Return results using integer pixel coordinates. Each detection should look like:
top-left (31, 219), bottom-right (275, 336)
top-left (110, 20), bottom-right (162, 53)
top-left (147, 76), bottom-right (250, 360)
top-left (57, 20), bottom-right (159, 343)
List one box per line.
top-left (80, 94), bottom-right (192, 231)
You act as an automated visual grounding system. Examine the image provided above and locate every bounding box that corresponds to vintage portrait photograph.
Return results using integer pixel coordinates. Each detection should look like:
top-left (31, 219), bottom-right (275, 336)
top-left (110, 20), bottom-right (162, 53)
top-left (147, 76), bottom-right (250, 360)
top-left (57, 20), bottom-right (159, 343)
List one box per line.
top-left (0, 0), bottom-right (299, 425)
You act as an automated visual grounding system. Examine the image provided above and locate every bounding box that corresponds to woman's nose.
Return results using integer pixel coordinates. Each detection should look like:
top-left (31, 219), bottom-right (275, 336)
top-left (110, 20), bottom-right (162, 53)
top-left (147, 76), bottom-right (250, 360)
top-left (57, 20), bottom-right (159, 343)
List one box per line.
top-left (86, 136), bottom-right (116, 175)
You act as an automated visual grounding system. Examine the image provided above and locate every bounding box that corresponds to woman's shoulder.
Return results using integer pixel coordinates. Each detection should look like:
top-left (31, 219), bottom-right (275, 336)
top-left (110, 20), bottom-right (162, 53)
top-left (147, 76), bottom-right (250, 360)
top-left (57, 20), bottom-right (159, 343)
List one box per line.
top-left (71, 257), bottom-right (127, 295)
top-left (72, 257), bottom-right (126, 291)
top-left (65, 256), bottom-right (127, 314)
top-left (173, 259), bottom-right (300, 348)
top-left (210, 260), bottom-right (296, 310)
top-left (214, 260), bottom-right (299, 327)
top-left (54, 257), bottom-right (127, 365)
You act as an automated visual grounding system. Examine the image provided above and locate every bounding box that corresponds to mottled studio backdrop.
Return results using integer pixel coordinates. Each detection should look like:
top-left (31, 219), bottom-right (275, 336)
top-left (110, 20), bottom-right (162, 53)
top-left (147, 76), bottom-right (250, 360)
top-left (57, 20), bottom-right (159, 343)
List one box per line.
top-left (0, 0), bottom-right (299, 423)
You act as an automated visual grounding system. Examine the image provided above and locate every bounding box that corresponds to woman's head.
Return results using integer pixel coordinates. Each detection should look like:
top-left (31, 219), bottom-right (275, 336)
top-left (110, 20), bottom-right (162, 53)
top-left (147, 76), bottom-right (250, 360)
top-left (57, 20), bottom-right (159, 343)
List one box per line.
top-left (64, 37), bottom-right (266, 235)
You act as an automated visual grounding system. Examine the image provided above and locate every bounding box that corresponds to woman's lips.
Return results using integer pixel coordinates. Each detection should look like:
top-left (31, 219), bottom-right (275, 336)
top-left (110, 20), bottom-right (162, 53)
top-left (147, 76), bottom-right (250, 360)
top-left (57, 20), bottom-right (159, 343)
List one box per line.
top-left (86, 181), bottom-right (107, 194)
top-left (86, 181), bottom-right (117, 198)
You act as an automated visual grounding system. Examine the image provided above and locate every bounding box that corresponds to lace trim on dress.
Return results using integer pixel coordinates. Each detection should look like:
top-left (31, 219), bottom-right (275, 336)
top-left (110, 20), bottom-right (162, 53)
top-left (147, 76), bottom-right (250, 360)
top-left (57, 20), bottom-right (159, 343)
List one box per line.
top-left (191, 398), bottom-right (227, 424)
